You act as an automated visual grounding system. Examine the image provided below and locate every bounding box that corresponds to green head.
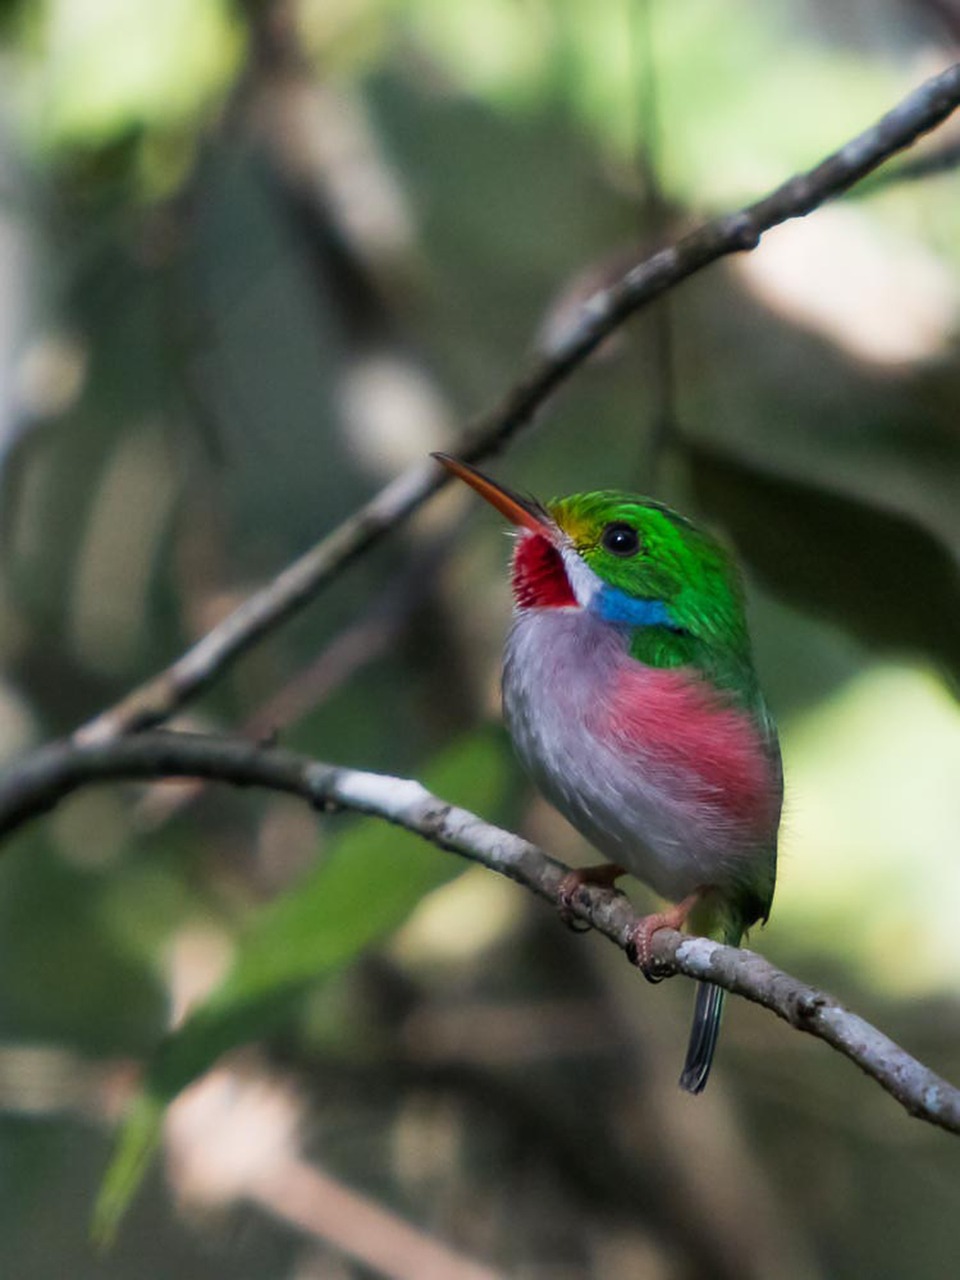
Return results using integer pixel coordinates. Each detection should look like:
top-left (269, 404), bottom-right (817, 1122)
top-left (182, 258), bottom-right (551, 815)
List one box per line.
top-left (433, 455), bottom-right (750, 664)
top-left (548, 490), bottom-right (748, 651)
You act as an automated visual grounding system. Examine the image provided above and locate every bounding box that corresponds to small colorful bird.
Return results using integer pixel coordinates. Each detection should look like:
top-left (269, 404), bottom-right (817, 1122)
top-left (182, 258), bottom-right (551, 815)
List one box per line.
top-left (434, 453), bottom-right (782, 1092)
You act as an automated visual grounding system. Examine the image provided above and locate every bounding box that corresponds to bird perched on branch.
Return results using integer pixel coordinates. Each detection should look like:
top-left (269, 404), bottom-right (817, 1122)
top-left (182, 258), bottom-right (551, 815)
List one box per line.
top-left (433, 453), bottom-right (782, 1092)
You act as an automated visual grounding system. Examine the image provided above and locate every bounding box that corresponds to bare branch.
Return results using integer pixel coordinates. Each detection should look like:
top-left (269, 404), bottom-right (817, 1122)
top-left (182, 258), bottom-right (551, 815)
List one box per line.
top-left (75, 62), bottom-right (960, 744)
top-left (2, 729), bottom-right (958, 1135)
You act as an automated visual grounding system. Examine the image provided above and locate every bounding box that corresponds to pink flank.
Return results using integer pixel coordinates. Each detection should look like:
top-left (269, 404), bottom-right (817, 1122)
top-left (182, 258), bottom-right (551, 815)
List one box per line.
top-left (593, 666), bottom-right (779, 836)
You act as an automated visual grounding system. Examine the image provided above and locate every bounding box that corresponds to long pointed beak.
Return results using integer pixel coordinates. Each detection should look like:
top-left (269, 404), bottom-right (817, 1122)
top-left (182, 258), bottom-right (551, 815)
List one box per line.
top-left (432, 453), bottom-right (552, 535)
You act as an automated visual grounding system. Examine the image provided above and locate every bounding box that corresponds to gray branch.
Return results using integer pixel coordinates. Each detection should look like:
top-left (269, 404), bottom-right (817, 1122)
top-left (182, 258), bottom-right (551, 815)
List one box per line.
top-left (76, 62), bottom-right (960, 743)
top-left (2, 729), bottom-right (958, 1135)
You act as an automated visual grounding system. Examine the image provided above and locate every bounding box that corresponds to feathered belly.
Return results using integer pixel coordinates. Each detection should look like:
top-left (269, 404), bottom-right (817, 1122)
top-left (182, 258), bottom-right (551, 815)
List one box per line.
top-left (502, 610), bottom-right (780, 904)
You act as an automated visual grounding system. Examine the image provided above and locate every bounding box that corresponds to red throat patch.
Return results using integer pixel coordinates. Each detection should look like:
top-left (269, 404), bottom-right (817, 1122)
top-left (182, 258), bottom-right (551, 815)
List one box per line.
top-left (511, 533), bottom-right (577, 609)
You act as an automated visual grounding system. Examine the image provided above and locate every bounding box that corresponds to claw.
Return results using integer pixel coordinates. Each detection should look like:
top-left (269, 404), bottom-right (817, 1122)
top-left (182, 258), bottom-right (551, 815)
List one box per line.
top-left (626, 891), bottom-right (702, 981)
top-left (556, 863), bottom-right (626, 931)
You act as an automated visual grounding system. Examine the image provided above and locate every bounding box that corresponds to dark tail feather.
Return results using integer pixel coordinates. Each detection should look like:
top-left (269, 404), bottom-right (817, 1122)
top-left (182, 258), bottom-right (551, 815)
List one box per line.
top-left (679, 981), bottom-right (726, 1094)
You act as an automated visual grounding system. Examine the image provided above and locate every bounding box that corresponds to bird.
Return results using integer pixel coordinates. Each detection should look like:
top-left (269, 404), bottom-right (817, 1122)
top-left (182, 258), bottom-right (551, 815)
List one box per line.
top-left (433, 452), bottom-right (782, 1093)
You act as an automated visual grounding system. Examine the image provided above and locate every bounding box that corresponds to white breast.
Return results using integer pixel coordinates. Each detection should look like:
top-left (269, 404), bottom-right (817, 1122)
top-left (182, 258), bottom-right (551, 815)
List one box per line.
top-left (502, 609), bottom-right (755, 902)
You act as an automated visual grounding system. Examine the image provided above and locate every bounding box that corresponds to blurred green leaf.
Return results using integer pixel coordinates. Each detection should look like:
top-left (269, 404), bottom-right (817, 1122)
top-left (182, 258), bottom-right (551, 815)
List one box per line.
top-left (689, 442), bottom-right (960, 686)
top-left (94, 727), bottom-right (513, 1241)
top-left (0, 832), bottom-right (167, 1055)
top-left (36, 0), bottom-right (241, 155)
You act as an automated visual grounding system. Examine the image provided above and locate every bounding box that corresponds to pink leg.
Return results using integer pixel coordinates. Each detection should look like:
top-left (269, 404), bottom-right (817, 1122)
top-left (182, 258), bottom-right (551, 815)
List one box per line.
top-left (627, 891), bottom-right (702, 981)
top-left (557, 863), bottom-right (626, 929)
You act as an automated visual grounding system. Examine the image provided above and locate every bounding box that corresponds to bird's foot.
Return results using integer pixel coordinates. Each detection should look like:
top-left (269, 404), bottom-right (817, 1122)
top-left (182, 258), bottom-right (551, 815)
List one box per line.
top-left (626, 892), bottom-right (701, 984)
top-left (557, 863), bottom-right (626, 933)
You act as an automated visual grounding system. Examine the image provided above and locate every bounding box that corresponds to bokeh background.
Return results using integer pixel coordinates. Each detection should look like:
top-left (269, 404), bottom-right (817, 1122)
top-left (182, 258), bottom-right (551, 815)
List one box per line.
top-left (1, 1), bottom-right (959, 1276)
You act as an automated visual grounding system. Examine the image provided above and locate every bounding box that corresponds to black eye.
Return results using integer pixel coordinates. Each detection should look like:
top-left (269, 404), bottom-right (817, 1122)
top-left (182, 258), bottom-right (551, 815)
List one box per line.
top-left (601, 522), bottom-right (640, 557)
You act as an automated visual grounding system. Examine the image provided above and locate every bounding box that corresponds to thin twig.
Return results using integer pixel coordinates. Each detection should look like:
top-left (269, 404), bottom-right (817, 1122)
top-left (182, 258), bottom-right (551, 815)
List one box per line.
top-left (861, 136), bottom-right (960, 189)
top-left (254, 1158), bottom-right (503, 1280)
top-left (1, 729), bottom-right (958, 1136)
top-left (134, 544), bottom-right (446, 828)
top-left (74, 62), bottom-right (960, 744)
top-left (165, 1061), bottom-right (503, 1280)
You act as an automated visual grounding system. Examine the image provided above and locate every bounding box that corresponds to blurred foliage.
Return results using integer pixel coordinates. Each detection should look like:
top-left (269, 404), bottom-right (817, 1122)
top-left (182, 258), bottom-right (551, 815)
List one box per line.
top-left (0, 1), bottom-right (958, 1278)
top-left (97, 728), bottom-right (515, 1239)
top-left (689, 441), bottom-right (960, 685)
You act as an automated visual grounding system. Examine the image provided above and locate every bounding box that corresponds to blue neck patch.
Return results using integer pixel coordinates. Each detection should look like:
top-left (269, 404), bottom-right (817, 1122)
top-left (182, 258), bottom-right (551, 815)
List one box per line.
top-left (592, 584), bottom-right (676, 629)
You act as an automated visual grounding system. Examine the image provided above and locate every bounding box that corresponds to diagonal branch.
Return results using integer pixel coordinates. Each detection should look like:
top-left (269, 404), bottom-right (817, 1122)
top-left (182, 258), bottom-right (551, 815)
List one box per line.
top-left (2, 728), bottom-right (958, 1135)
top-left (76, 62), bottom-right (960, 744)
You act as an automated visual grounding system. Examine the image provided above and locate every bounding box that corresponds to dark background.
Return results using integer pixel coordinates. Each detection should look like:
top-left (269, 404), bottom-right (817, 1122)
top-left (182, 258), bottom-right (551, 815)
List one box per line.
top-left (0, 1), bottom-right (959, 1276)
